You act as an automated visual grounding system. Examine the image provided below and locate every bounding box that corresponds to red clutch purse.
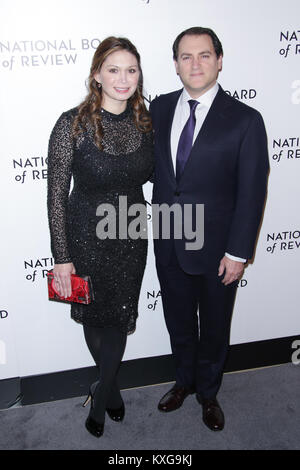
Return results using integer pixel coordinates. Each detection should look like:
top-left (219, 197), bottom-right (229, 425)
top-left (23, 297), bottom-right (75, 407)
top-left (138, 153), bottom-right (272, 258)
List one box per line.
top-left (47, 270), bottom-right (94, 304)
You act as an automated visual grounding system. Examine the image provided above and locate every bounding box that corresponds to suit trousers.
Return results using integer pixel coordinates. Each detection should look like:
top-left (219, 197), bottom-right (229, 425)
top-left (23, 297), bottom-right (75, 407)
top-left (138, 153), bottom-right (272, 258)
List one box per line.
top-left (156, 246), bottom-right (238, 399)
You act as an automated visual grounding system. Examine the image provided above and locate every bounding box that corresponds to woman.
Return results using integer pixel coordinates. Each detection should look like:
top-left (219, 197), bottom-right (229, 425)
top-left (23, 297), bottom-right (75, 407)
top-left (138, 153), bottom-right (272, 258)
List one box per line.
top-left (47, 37), bottom-right (153, 438)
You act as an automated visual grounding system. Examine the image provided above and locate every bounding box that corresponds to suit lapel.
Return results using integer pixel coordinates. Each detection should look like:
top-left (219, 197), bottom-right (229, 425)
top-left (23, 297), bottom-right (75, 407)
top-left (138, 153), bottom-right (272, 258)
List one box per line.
top-left (161, 90), bottom-right (182, 181)
top-left (179, 86), bottom-right (232, 182)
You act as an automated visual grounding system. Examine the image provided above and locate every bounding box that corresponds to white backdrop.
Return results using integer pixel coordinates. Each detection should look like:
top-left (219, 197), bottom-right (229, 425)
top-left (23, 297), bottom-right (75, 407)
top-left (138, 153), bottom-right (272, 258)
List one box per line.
top-left (0, 0), bottom-right (299, 380)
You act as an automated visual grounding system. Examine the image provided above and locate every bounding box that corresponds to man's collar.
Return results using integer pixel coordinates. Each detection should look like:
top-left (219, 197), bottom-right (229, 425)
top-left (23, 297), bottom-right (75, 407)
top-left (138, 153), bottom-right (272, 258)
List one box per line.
top-left (181, 82), bottom-right (219, 106)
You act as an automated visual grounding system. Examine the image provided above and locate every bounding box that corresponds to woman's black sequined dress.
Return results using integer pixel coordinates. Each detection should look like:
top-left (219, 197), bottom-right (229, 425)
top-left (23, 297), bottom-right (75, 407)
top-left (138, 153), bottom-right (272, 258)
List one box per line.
top-left (47, 106), bottom-right (153, 333)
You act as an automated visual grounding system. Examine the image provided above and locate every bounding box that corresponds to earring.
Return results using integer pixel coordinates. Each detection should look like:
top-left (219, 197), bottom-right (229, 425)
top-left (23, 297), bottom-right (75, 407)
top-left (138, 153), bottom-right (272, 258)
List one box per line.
top-left (97, 82), bottom-right (102, 89)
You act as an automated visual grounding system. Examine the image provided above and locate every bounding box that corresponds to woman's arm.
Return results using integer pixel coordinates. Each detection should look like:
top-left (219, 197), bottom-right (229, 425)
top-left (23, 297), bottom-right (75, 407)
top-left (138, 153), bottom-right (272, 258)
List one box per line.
top-left (47, 112), bottom-right (76, 297)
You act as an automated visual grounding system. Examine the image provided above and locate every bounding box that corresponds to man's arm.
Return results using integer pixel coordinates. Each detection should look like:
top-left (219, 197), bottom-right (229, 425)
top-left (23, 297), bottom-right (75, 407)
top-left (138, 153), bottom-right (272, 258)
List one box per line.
top-left (225, 110), bottom-right (269, 260)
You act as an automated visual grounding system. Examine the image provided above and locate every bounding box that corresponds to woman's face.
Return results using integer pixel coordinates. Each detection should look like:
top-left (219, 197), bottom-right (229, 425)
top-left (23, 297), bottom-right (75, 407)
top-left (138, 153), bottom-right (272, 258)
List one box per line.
top-left (94, 49), bottom-right (140, 110)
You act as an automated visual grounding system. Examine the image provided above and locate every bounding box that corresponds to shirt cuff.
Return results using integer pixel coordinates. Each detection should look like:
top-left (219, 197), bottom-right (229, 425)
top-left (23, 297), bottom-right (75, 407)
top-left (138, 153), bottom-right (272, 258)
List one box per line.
top-left (225, 253), bottom-right (247, 263)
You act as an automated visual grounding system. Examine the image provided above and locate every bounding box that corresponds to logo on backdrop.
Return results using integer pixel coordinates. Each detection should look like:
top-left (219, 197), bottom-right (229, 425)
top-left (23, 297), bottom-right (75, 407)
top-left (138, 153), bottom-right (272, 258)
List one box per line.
top-left (225, 89), bottom-right (257, 100)
top-left (291, 80), bottom-right (300, 104)
top-left (0, 310), bottom-right (8, 319)
top-left (12, 156), bottom-right (47, 183)
top-left (144, 90), bottom-right (257, 105)
top-left (147, 290), bottom-right (161, 311)
top-left (279, 30), bottom-right (300, 57)
top-left (238, 279), bottom-right (248, 288)
top-left (0, 38), bottom-right (101, 71)
top-left (24, 257), bottom-right (54, 282)
top-left (271, 136), bottom-right (300, 164)
top-left (144, 89), bottom-right (257, 105)
top-left (266, 230), bottom-right (300, 254)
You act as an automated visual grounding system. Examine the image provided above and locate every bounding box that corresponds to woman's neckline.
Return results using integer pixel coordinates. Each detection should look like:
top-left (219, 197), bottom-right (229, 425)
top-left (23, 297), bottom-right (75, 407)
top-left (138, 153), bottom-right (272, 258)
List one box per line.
top-left (100, 105), bottom-right (130, 121)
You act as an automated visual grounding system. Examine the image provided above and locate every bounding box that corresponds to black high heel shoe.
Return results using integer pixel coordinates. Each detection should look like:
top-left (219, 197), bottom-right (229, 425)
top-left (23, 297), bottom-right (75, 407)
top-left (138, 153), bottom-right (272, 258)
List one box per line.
top-left (83, 382), bottom-right (104, 438)
top-left (82, 381), bottom-right (98, 408)
top-left (106, 402), bottom-right (125, 422)
top-left (85, 415), bottom-right (104, 438)
top-left (83, 382), bottom-right (125, 422)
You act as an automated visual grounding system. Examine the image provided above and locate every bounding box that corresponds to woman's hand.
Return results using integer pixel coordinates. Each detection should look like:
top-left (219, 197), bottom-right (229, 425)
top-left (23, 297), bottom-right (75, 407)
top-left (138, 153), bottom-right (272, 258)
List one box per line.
top-left (53, 262), bottom-right (76, 298)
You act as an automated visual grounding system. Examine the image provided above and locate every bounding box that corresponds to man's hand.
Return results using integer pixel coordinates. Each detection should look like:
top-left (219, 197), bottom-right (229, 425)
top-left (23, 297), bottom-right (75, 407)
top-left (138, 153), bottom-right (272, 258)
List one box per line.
top-left (218, 256), bottom-right (244, 286)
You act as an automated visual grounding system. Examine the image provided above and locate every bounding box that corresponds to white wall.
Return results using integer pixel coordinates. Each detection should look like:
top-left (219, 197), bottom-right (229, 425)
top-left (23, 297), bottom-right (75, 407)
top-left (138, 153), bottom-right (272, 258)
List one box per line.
top-left (0, 0), bottom-right (299, 379)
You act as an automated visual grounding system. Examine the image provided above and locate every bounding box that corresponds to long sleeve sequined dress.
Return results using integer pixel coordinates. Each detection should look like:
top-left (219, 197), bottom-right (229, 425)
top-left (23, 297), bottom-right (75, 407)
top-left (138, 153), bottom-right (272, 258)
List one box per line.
top-left (47, 106), bottom-right (154, 333)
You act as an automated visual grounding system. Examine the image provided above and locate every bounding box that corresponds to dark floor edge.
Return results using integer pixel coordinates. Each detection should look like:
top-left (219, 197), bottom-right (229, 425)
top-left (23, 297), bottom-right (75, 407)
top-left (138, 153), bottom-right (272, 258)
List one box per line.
top-left (3, 334), bottom-right (299, 407)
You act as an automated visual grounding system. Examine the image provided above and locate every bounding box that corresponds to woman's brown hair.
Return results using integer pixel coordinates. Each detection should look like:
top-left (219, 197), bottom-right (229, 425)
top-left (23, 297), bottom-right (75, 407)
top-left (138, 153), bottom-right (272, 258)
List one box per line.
top-left (72, 36), bottom-right (152, 149)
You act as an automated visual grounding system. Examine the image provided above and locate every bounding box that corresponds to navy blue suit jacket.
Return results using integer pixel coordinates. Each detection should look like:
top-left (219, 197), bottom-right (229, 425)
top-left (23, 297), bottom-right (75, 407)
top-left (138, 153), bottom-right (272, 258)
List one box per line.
top-left (150, 86), bottom-right (269, 274)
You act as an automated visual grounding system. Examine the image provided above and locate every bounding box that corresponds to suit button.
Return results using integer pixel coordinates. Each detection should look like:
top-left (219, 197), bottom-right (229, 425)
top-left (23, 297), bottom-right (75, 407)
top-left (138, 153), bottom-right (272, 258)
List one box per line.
top-left (174, 191), bottom-right (180, 196)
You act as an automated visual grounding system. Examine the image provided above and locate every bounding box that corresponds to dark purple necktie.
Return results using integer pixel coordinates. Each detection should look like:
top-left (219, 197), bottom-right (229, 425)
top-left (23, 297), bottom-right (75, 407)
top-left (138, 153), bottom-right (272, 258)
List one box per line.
top-left (176, 99), bottom-right (199, 182)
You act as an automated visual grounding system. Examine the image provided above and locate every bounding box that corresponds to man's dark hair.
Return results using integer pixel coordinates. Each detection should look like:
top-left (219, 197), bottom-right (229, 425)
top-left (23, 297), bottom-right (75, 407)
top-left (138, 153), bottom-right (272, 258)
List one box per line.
top-left (172, 27), bottom-right (223, 61)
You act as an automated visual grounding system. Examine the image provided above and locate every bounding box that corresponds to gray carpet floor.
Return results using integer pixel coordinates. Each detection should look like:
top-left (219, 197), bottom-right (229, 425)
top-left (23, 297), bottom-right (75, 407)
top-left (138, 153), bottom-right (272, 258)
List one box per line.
top-left (0, 363), bottom-right (299, 450)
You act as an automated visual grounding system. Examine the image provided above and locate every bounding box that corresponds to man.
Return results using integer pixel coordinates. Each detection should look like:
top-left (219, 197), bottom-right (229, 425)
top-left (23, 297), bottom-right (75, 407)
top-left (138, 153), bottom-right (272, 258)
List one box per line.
top-left (149, 27), bottom-right (269, 431)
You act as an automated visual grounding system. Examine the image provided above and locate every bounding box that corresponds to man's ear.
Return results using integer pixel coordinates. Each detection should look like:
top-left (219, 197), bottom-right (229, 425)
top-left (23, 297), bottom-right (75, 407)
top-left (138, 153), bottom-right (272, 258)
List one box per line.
top-left (174, 60), bottom-right (179, 75)
top-left (217, 55), bottom-right (223, 72)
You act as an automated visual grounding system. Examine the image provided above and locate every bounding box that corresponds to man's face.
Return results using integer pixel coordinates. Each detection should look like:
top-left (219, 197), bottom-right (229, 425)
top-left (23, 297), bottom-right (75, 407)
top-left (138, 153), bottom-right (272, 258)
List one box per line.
top-left (174, 34), bottom-right (222, 98)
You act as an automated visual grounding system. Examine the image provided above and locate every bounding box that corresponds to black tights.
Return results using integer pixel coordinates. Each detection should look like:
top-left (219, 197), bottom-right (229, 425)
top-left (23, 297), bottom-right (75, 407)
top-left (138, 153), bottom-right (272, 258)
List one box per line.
top-left (83, 324), bottom-right (127, 423)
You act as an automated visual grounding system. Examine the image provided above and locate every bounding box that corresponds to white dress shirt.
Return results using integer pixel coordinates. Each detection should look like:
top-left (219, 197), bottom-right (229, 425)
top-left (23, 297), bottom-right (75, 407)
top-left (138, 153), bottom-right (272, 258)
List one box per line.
top-left (170, 82), bottom-right (246, 263)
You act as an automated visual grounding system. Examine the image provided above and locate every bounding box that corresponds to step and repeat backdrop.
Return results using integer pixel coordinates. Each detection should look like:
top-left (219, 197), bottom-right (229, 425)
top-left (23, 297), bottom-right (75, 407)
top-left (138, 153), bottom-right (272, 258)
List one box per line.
top-left (0, 0), bottom-right (299, 380)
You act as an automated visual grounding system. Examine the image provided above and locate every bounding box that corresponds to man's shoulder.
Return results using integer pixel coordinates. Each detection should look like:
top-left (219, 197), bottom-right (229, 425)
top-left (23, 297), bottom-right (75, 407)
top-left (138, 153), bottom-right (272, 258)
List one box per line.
top-left (219, 87), bottom-right (262, 119)
top-left (150, 89), bottom-right (182, 109)
top-left (216, 88), bottom-right (266, 135)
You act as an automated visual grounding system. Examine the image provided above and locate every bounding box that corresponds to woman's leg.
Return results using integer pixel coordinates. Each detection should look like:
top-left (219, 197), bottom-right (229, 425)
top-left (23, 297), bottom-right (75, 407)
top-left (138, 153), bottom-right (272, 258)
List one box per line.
top-left (83, 324), bottom-right (127, 422)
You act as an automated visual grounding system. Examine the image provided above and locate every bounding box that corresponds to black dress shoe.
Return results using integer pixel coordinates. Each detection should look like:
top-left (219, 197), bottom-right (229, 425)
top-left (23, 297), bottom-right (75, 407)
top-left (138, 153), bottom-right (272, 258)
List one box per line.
top-left (106, 402), bottom-right (125, 422)
top-left (85, 416), bottom-right (104, 438)
top-left (158, 385), bottom-right (193, 412)
top-left (197, 396), bottom-right (225, 431)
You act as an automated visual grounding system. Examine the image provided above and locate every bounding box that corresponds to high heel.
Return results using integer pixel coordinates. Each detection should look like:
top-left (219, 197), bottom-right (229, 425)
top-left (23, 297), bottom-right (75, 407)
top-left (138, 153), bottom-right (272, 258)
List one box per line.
top-left (83, 382), bottom-right (105, 438)
top-left (82, 381), bottom-right (98, 408)
top-left (82, 394), bottom-right (91, 408)
top-left (106, 402), bottom-right (125, 422)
